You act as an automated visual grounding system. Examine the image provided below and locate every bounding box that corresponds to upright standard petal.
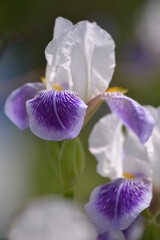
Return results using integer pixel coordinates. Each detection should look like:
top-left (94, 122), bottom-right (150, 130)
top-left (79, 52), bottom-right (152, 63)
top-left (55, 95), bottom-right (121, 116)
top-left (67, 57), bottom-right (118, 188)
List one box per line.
top-left (4, 83), bottom-right (45, 129)
top-left (123, 129), bottom-right (152, 180)
top-left (26, 90), bottom-right (87, 141)
top-left (45, 17), bottom-right (73, 90)
top-left (105, 92), bottom-right (155, 144)
top-left (123, 157), bottom-right (152, 180)
top-left (124, 128), bottom-right (149, 162)
top-left (89, 114), bottom-right (124, 179)
top-left (53, 17), bottom-right (73, 39)
top-left (85, 178), bottom-right (152, 232)
top-left (45, 18), bottom-right (115, 102)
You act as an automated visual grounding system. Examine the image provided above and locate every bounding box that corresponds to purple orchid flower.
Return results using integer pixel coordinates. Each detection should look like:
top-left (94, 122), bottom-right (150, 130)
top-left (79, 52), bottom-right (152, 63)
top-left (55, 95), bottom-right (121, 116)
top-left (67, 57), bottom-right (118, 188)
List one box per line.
top-left (5, 17), bottom-right (154, 141)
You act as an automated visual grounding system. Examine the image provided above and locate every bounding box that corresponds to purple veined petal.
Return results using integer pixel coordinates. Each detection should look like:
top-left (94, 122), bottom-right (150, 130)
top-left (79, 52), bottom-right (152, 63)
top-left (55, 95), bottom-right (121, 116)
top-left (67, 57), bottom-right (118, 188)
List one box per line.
top-left (97, 231), bottom-right (125, 240)
top-left (4, 83), bottom-right (45, 129)
top-left (105, 92), bottom-right (155, 144)
top-left (85, 177), bottom-right (152, 232)
top-left (26, 90), bottom-right (87, 141)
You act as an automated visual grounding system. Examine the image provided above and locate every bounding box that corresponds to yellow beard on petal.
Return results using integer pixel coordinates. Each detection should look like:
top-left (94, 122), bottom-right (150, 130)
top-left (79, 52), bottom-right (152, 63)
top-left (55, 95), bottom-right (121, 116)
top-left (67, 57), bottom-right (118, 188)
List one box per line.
top-left (41, 77), bottom-right (46, 84)
top-left (123, 172), bottom-right (135, 179)
top-left (53, 84), bottom-right (63, 91)
top-left (41, 77), bottom-right (62, 91)
top-left (106, 86), bottom-right (128, 94)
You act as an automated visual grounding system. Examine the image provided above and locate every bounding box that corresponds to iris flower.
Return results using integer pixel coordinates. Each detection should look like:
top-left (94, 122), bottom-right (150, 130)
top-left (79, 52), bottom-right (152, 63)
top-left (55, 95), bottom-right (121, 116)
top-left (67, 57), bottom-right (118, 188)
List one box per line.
top-left (85, 106), bottom-right (160, 235)
top-left (5, 17), bottom-right (154, 141)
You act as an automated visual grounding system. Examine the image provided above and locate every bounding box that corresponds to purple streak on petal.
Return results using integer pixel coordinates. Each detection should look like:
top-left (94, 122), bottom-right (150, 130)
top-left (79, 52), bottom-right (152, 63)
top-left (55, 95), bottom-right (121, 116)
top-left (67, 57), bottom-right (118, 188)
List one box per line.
top-left (26, 90), bottom-right (87, 141)
top-left (4, 83), bottom-right (45, 129)
top-left (105, 92), bottom-right (155, 143)
top-left (85, 177), bottom-right (152, 232)
top-left (97, 232), bottom-right (111, 240)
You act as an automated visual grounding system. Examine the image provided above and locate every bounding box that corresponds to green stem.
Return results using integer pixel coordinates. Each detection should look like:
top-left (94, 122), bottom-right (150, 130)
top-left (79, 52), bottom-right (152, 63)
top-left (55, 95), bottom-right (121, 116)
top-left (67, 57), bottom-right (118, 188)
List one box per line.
top-left (83, 97), bottom-right (104, 127)
top-left (152, 192), bottom-right (160, 217)
top-left (63, 189), bottom-right (74, 199)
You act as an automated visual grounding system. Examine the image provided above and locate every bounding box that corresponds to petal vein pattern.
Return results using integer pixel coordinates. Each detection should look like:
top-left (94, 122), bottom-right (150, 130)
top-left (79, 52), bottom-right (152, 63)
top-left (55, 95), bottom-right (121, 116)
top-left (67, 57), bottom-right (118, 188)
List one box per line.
top-left (53, 91), bottom-right (66, 129)
top-left (26, 90), bottom-right (87, 141)
top-left (85, 178), bottom-right (152, 232)
top-left (114, 182), bottom-right (124, 229)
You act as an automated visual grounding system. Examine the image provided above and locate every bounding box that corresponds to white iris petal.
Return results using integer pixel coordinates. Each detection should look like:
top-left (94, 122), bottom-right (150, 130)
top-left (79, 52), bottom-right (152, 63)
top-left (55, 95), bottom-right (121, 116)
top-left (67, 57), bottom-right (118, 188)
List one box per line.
top-left (45, 17), bottom-right (115, 102)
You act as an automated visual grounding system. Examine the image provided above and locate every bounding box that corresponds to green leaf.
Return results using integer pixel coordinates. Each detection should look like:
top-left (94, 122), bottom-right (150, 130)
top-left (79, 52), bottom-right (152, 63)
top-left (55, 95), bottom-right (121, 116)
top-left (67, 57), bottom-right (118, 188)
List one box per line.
top-left (155, 214), bottom-right (160, 227)
top-left (47, 141), bottom-right (62, 173)
top-left (59, 138), bottom-right (85, 192)
top-left (83, 96), bottom-right (104, 127)
top-left (47, 138), bottom-right (85, 194)
top-left (142, 222), bottom-right (160, 240)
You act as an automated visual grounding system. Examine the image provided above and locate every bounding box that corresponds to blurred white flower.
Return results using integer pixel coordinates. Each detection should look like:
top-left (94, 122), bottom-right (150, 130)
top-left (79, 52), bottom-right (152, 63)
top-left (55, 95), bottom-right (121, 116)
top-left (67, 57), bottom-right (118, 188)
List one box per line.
top-left (9, 196), bottom-right (96, 240)
top-left (135, 0), bottom-right (160, 59)
top-left (0, 123), bottom-right (32, 237)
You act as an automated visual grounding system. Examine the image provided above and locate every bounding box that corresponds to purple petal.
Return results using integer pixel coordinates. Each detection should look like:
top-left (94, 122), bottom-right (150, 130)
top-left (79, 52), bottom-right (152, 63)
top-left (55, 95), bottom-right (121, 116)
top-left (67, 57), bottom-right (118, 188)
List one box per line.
top-left (85, 177), bottom-right (152, 232)
top-left (105, 92), bottom-right (155, 143)
top-left (4, 83), bottom-right (45, 129)
top-left (26, 90), bottom-right (87, 141)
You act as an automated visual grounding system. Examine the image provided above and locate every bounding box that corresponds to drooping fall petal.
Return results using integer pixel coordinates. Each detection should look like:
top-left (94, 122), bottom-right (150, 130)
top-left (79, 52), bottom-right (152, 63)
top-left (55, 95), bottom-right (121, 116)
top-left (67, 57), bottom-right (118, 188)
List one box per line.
top-left (4, 83), bottom-right (45, 129)
top-left (85, 178), bottom-right (152, 232)
top-left (26, 90), bottom-right (87, 141)
top-left (105, 92), bottom-right (155, 144)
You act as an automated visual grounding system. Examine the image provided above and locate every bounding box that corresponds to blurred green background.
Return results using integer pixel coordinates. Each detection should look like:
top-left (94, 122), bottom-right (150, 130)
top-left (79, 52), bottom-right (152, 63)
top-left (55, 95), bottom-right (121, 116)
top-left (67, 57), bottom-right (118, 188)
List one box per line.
top-left (0, 0), bottom-right (160, 238)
